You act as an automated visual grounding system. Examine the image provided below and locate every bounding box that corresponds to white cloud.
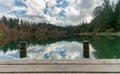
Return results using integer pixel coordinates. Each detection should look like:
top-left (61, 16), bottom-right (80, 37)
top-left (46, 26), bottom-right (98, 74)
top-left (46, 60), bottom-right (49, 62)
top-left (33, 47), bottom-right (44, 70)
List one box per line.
top-left (27, 41), bottom-right (83, 59)
top-left (0, 14), bottom-right (17, 19)
top-left (49, 6), bottom-right (63, 16)
top-left (13, 7), bottom-right (26, 11)
top-left (64, 7), bottom-right (80, 22)
top-left (26, 0), bottom-right (46, 14)
top-left (0, 0), bottom-right (15, 13)
top-left (0, 0), bottom-right (116, 26)
top-left (45, 0), bottom-right (57, 7)
top-left (86, 16), bottom-right (93, 23)
top-left (0, 41), bottom-right (96, 60)
top-left (0, 0), bottom-right (15, 7)
top-left (61, 0), bottom-right (103, 26)
top-left (0, 50), bottom-right (19, 60)
top-left (27, 41), bottom-right (96, 59)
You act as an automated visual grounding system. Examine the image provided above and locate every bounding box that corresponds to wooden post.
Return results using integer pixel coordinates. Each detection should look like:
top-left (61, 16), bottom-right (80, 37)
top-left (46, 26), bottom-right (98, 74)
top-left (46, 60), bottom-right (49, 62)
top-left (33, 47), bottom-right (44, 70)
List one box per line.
top-left (0, 44), bottom-right (2, 47)
top-left (19, 41), bottom-right (27, 58)
top-left (83, 41), bottom-right (89, 58)
top-left (0, 43), bottom-right (4, 48)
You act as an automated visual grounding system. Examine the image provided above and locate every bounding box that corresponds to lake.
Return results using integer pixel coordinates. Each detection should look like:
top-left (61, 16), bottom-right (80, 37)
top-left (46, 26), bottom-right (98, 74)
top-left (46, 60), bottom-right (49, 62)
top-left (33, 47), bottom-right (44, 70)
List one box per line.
top-left (0, 35), bottom-right (120, 60)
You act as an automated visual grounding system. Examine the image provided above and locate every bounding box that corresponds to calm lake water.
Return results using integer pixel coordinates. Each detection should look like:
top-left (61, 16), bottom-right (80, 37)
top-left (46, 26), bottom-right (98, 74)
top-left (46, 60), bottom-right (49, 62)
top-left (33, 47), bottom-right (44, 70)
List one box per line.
top-left (0, 35), bottom-right (120, 60)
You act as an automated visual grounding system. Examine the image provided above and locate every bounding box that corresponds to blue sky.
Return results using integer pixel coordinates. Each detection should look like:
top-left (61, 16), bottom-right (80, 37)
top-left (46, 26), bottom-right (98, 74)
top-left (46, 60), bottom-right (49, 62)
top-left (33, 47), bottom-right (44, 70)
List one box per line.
top-left (0, 0), bottom-right (118, 26)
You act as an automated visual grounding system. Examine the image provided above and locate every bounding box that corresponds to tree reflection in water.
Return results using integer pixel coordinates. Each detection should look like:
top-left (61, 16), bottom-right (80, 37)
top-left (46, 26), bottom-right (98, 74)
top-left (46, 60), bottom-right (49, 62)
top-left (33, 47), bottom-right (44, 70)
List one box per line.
top-left (0, 35), bottom-right (119, 59)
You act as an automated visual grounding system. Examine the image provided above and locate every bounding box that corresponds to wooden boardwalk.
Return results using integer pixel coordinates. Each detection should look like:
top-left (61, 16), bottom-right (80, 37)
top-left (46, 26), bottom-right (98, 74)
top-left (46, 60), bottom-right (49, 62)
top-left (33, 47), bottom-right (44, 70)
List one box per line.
top-left (0, 59), bottom-right (120, 74)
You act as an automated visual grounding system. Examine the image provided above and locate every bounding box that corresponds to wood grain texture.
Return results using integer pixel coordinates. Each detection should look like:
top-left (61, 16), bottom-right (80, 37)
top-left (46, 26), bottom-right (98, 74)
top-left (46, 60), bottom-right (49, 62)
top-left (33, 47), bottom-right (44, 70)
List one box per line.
top-left (0, 59), bottom-right (120, 73)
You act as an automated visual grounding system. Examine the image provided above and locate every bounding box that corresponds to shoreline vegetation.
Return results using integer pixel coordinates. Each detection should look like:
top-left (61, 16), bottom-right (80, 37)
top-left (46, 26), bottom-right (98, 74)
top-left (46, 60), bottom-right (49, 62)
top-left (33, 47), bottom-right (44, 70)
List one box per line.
top-left (75, 32), bottom-right (120, 36)
top-left (0, 32), bottom-right (120, 37)
top-left (0, 0), bottom-right (120, 37)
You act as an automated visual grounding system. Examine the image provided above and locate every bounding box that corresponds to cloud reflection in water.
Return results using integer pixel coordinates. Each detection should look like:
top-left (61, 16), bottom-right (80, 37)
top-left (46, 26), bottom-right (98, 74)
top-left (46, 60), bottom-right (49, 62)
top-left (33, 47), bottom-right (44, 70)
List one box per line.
top-left (0, 41), bottom-right (96, 60)
top-left (27, 41), bottom-right (84, 59)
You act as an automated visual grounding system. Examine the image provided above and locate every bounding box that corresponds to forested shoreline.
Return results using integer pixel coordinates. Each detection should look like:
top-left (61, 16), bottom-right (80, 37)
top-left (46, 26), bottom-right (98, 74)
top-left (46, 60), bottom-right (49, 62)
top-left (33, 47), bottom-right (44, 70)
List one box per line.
top-left (70, 0), bottom-right (120, 33)
top-left (0, 0), bottom-right (120, 37)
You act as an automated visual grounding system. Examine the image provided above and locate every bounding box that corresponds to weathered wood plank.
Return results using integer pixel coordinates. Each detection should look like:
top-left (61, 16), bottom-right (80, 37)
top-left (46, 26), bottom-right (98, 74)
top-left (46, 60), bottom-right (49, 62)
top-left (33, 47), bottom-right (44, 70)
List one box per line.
top-left (0, 65), bottom-right (120, 73)
top-left (0, 59), bottom-right (120, 73)
top-left (1, 59), bottom-right (120, 65)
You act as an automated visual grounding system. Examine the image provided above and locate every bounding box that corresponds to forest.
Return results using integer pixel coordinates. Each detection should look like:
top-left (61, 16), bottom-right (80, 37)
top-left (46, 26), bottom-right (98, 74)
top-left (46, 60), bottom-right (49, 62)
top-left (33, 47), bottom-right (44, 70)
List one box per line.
top-left (0, 0), bottom-right (120, 37)
top-left (71, 0), bottom-right (120, 33)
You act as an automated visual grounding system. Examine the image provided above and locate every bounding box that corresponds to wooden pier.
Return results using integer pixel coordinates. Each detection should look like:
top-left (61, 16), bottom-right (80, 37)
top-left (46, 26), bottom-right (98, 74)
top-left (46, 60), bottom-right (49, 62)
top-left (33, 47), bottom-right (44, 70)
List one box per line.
top-left (0, 59), bottom-right (120, 74)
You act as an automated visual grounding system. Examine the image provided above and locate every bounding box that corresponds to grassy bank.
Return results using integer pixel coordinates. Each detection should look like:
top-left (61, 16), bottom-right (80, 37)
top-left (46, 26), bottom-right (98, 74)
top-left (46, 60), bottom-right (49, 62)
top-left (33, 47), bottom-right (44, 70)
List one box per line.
top-left (76, 33), bottom-right (92, 36)
top-left (78, 32), bottom-right (120, 36)
top-left (97, 32), bottom-right (120, 36)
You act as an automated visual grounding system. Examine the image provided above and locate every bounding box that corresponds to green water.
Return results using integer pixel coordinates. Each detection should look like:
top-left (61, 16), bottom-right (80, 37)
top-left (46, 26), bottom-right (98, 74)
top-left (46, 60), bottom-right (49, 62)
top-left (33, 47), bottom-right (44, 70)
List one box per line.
top-left (89, 36), bottom-right (120, 59)
top-left (0, 35), bottom-right (120, 60)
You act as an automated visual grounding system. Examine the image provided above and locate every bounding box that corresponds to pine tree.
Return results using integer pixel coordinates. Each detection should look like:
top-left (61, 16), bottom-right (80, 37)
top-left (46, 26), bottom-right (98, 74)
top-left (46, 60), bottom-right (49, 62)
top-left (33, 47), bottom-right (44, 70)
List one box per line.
top-left (114, 0), bottom-right (120, 31)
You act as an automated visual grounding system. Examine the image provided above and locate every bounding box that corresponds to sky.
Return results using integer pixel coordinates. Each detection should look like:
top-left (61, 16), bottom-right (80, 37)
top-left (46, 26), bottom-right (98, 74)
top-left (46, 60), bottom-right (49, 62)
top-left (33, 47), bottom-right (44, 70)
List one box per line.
top-left (0, 0), bottom-right (118, 26)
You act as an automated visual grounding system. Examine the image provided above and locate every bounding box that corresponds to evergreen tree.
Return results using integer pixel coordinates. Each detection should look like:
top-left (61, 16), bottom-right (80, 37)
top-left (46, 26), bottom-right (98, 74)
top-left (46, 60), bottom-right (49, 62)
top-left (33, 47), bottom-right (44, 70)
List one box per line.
top-left (0, 16), bottom-right (8, 25)
top-left (91, 0), bottom-right (114, 32)
top-left (114, 0), bottom-right (120, 31)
